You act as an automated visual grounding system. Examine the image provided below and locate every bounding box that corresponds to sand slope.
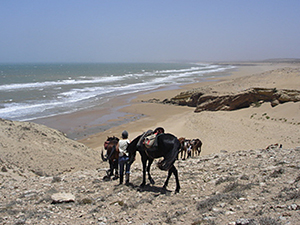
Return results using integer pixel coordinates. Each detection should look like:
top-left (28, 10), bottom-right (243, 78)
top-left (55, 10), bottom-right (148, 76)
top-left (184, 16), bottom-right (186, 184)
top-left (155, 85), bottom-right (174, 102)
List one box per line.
top-left (0, 118), bottom-right (100, 176)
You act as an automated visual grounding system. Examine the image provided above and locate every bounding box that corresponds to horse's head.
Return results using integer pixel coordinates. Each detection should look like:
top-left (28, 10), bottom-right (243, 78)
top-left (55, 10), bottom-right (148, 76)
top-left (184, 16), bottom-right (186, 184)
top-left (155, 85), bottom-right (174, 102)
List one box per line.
top-left (178, 137), bottom-right (185, 144)
top-left (104, 136), bottom-right (119, 146)
top-left (127, 134), bottom-right (142, 165)
top-left (106, 136), bottom-right (119, 142)
top-left (104, 136), bottom-right (119, 150)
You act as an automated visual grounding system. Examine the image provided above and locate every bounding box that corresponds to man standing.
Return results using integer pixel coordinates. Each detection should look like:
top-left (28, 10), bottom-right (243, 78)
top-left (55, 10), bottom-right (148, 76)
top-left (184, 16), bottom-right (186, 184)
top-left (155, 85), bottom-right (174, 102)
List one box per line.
top-left (118, 130), bottom-right (131, 185)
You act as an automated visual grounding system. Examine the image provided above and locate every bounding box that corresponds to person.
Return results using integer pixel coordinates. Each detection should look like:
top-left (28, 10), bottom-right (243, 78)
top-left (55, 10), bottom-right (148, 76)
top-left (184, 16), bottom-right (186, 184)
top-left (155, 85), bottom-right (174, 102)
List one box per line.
top-left (117, 130), bottom-right (131, 185)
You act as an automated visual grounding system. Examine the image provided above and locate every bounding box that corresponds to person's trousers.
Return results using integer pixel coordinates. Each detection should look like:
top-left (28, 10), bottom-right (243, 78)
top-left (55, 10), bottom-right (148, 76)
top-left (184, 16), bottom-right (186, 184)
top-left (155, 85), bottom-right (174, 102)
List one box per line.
top-left (119, 156), bottom-right (130, 183)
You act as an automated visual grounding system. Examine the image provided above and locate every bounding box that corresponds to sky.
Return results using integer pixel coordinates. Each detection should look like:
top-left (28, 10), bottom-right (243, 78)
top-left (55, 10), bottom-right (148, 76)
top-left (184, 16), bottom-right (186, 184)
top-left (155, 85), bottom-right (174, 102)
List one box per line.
top-left (1, 0), bottom-right (300, 63)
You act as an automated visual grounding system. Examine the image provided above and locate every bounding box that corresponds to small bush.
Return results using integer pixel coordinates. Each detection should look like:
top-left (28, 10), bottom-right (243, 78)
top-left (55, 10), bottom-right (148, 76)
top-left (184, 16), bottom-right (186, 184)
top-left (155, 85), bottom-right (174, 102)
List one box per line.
top-left (286, 190), bottom-right (300, 200)
top-left (223, 182), bottom-right (253, 193)
top-left (270, 168), bottom-right (284, 178)
top-left (215, 176), bottom-right (236, 185)
top-left (259, 217), bottom-right (282, 225)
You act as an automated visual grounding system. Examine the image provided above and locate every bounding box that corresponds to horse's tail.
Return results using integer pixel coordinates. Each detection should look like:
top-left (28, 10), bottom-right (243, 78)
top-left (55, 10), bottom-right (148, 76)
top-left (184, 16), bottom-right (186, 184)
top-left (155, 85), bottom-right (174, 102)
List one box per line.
top-left (158, 137), bottom-right (180, 171)
top-left (101, 150), bottom-right (107, 161)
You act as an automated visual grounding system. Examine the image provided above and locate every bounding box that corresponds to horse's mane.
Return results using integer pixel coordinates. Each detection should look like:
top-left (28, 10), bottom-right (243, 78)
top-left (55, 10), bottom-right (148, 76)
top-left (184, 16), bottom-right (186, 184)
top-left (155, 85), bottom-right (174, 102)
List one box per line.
top-left (107, 136), bottom-right (119, 141)
top-left (106, 136), bottom-right (119, 145)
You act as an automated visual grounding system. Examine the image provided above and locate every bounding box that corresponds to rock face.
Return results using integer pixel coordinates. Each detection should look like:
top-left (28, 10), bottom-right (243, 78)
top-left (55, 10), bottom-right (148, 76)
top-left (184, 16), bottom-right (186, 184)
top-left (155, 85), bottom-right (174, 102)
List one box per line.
top-left (1, 145), bottom-right (300, 224)
top-left (165, 88), bottom-right (300, 112)
top-left (0, 118), bottom-right (100, 176)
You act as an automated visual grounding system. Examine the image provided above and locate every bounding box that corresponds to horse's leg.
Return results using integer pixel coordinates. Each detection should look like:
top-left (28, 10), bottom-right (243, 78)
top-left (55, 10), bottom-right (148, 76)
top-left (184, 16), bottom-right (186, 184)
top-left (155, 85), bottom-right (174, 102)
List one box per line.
top-left (163, 166), bottom-right (173, 190)
top-left (113, 159), bottom-right (119, 180)
top-left (140, 157), bottom-right (147, 187)
top-left (147, 159), bottom-right (155, 185)
top-left (173, 165), bottom-right (180, 193)
top-left (162, 165), bottom-right (180, 193)
top-left (108, 160), bottom-right (114, 177)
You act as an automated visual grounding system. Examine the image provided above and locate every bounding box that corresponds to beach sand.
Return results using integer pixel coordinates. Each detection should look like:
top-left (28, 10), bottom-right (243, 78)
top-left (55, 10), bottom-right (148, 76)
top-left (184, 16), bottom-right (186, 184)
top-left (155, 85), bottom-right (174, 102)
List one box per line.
top-left (78, 62), bottom-right (300, 156)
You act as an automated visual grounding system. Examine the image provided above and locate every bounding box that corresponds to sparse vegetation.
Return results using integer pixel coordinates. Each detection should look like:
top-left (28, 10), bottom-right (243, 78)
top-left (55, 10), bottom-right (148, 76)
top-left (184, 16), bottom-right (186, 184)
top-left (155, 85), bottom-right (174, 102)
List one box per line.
top-left (215, 176), bottom-right (236, 185)
top-left (250, 113), bottom-right (299, 125)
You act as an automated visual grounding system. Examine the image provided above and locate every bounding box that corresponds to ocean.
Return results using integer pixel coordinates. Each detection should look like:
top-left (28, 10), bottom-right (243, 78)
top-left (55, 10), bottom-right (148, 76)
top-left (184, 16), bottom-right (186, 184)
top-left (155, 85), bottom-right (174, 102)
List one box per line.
top-left (0, 63), bottom-right (234, 122)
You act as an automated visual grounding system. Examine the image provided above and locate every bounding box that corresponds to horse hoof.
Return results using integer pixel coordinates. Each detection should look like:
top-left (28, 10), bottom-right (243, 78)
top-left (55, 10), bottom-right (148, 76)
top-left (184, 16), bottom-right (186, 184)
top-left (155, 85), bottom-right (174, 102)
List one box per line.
top-left (103, 175), bottom-right (111, 181)
top-left (150, 179), bottom-right (155, 185)
top-left (175, 189), bottom-right (180, 194)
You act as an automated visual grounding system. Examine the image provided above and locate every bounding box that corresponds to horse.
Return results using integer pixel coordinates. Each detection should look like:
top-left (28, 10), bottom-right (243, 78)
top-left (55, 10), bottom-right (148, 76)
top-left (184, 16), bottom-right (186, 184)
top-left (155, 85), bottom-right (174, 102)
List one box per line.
top-left (178, 137), bottom-right (191, 160)
top-left (101, 136), bottom-right (119, 181)
top-left (190, 138), bottom-right (202, 157)
top-left (127, 131), bottom-right (181, 193)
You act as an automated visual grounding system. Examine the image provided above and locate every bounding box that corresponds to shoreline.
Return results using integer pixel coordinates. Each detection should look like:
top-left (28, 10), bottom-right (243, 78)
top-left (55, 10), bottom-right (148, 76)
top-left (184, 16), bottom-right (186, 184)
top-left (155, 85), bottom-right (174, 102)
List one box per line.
top-left (79, 62), bottom-right (300, 152)
top-left (32, 61), bottom-right (300, 156)
top-left (31, 63), bottom-right (238, 140)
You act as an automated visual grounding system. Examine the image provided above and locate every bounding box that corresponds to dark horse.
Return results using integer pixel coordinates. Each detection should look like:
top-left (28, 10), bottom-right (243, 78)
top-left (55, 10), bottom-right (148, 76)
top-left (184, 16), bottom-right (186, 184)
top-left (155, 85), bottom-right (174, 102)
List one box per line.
top-left (127, 130), bottom-right (181, 193)
top-left (191, 138), bottom-right (202, 157)
top-left (101, 136), bottom-right (119, 180)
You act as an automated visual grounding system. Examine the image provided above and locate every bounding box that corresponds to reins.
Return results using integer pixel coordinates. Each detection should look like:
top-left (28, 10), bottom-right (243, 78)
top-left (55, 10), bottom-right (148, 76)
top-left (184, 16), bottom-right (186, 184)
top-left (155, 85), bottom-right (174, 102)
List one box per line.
top-left (144, 147), bottom-right (155, 160)
top-left (106, 145), bottom-right (116, 160)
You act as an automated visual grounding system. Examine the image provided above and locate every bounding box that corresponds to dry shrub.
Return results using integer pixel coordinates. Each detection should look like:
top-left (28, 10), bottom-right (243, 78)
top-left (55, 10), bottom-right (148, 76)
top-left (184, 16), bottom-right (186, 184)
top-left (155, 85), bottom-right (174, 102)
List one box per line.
top-left (259, 217), bottom-right (282, 225)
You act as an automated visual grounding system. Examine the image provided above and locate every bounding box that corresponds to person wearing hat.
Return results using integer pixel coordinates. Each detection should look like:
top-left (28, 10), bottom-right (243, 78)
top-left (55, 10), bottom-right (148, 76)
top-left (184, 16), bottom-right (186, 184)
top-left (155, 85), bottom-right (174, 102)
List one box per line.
top-left (117, 130), bottom-right (131, 185)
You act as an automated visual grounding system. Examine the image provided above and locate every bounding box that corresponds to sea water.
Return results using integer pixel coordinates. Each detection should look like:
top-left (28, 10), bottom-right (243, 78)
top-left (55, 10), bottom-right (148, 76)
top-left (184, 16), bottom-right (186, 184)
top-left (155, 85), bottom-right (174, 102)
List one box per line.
top-left (0, 63), bottom-right (234, 121)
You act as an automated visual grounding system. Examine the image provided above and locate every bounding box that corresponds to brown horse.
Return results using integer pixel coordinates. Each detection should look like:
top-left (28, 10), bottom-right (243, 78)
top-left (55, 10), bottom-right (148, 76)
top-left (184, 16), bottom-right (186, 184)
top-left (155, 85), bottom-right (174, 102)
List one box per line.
top-left (190, 138), bottom-right (202, 157)
top-left (101, 136), bottom-right (119, 181)
top-left (178, 137), bottom-right (191, 160)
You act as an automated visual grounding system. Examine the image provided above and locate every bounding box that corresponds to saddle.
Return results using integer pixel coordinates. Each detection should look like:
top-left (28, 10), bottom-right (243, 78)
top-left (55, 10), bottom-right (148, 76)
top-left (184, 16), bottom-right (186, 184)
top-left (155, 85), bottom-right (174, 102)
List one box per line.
top-left (137, 130), bottom-right (160, 149)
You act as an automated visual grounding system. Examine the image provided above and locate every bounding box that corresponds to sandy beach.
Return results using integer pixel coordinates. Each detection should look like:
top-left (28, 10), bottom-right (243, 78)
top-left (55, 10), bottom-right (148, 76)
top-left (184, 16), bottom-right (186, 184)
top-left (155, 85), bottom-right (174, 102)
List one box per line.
top-left (79, 61), bottom-right (300, 156)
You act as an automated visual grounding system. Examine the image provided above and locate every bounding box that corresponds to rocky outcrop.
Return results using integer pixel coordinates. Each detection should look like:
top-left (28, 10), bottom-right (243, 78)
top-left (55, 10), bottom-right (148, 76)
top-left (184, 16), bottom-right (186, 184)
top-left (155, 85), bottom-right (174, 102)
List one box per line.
top-left (164, 88), bottom-right (300, 112)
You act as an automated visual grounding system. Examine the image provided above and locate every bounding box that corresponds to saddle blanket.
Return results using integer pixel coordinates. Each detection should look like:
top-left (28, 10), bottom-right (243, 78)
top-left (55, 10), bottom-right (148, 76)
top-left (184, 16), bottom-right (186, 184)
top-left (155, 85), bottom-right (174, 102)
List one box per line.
top-left (144, 133), bottom-right (157, 148)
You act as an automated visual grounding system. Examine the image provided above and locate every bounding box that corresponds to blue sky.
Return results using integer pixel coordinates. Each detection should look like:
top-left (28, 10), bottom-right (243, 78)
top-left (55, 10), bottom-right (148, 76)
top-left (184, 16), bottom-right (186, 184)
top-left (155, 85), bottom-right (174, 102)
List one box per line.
top-left (1, 0), bottom-right (300, 63)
